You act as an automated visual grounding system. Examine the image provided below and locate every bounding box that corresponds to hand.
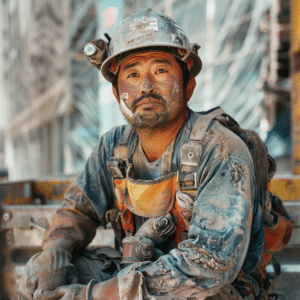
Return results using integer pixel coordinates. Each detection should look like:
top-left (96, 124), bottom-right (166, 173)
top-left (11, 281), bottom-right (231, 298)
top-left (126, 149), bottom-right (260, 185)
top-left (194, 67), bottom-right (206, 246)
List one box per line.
top-left (135, 213), bottom-right (176, 245)
top-left (121, 214), bottom-right (175, 265)
top-left (36, 248), bottom-right (74, 294)
top-left (38, 278), bottom-right (120, 300)
top-left (122, 236), bottom-right (155, 264)
top-left (35, 284), bottom-right (87, 300)
top-left (91, 278), bottom-right (119, 300)
top-left (176, 191), bottom-right (194, 230)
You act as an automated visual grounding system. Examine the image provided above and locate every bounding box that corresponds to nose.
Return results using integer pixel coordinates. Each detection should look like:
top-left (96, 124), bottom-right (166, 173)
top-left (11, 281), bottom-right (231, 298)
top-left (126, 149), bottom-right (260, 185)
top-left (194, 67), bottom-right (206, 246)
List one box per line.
top-left (140, 77), bottom-right (156, 94)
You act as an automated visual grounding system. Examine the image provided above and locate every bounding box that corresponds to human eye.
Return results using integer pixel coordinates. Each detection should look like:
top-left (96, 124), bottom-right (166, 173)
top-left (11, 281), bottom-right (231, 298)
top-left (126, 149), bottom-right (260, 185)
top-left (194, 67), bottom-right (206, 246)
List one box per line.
top-left (127, 72), bottom-right (138, 78)
top-left (156, 68), bottom-right (167, 74)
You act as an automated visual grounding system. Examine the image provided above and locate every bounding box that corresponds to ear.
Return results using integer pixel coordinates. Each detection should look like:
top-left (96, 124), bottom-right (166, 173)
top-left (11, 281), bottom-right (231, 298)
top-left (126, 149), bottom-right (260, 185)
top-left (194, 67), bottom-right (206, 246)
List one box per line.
top-left (185, 76), bottom-right (196, 102)
top-left (112, 85), bottom-right (120, 103)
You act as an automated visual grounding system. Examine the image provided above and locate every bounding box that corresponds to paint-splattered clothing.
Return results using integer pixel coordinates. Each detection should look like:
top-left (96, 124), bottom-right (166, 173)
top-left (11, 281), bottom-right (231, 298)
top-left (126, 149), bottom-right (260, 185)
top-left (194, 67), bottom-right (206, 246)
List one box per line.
top-left (42, 109), bottom-right (264, 299)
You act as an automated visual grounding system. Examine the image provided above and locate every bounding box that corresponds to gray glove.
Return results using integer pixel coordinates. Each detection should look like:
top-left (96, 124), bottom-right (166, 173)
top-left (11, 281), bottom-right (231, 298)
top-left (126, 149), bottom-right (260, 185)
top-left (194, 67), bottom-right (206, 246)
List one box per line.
top-left (122, 236), bottom-right (155, 264)
top-left (34, 248), bottom-right (74, 298)
top-left (176, 191), bottom-right (194, 230)
top-left (135, 213), bottom-right (176, 245)
top-left (38, 278), bottom-right (120, 300)
top-left (35, 284), bottom-right (87, 300)
top-left (121, 214), bottom-right (175, 265)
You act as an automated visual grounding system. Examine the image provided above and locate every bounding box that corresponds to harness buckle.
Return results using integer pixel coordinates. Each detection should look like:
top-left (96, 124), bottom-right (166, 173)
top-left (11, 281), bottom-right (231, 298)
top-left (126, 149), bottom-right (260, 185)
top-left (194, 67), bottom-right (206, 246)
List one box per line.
top-left (181, 143), bottom-right (202, 166)
top-left (107, 158), bottom-right (130, 179)
top-left (177, 171), bottom-right (199, 191)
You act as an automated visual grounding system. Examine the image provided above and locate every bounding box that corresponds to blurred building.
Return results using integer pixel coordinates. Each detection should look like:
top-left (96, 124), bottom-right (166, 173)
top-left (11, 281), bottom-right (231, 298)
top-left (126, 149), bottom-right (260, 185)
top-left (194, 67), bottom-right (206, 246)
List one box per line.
top-left (99, 0), bottom-right (272, 137)
top-left (0, 0), bottom-right (272, 180)
top-left (1, 0), bottom-right (99, 179)
top-left (263, 0), bottom-right (292, 165)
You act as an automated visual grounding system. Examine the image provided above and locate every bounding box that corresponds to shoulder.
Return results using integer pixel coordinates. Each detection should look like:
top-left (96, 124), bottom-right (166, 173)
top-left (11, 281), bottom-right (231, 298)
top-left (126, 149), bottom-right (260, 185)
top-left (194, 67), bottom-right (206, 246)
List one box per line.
top-left (101, 124), bottom-right (128, 145)
top-left (200, 118), bottom-right (253, 165)
top-left (181, 109), bottom-right (253, 164)
top-left (96, 124), bottom-right (132, 158)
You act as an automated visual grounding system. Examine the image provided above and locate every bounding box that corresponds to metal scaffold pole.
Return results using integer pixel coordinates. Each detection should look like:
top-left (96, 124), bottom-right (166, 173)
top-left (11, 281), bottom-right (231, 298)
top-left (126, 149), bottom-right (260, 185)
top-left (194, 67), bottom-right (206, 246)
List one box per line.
top-left (203, 0), bottom-right (215, 111)
top-left (291, 0), bottom-right (300, 174)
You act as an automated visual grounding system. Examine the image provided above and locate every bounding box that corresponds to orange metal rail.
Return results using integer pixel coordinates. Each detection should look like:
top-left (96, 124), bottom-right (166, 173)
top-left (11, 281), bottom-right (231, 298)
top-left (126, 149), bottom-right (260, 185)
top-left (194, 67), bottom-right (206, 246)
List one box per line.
top-left (291, 0), bottom-right (300, 174)
top-left (270, 177), bottom-right (300, 202)
top-left (0, 178), bottom-right (75, 205)
top-left (1, 177), bottom-right (300, 204)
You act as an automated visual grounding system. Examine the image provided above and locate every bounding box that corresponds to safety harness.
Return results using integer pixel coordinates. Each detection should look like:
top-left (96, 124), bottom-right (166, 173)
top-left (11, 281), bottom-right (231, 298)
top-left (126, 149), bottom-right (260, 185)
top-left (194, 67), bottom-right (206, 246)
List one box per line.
top-left (106, 107), bottom-right (292, 299)
top-left (106, 108), bottom-right (224, 244)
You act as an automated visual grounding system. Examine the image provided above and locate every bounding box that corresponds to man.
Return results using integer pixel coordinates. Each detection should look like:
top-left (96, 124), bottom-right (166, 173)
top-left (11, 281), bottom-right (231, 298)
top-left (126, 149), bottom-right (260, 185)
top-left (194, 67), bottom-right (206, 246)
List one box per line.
top-left (19, 8), bottom-right (264, 300)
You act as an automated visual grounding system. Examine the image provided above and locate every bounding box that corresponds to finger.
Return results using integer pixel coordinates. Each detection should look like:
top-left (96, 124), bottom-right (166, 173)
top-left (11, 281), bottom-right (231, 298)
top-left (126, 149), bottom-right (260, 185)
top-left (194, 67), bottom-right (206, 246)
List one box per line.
top-left (40, 287), bottom-right (66, 299)
top-left (27, 274), bottom-right (39, 294)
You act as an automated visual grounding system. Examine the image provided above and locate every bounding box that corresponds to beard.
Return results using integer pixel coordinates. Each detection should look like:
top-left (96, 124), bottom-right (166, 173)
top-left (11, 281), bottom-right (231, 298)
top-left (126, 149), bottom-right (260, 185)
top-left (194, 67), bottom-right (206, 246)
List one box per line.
top-left (120, 93), bottom-right (171, 129)
top-left (130, 110), bottom-right (170, 129)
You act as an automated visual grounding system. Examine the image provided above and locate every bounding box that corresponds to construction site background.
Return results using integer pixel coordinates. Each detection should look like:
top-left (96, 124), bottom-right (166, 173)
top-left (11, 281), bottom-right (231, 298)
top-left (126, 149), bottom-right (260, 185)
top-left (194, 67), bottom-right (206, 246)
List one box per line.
top-left (0, 0), bottom-right (290, 181)
top-left (1, 1), bottom-right (300, 300)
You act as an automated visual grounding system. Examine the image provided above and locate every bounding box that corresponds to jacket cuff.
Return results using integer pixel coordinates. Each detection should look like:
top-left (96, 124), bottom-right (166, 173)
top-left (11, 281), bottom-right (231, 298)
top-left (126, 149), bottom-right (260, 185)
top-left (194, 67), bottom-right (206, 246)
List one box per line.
top-left (39, 247), bottom-right (72, 275)
top-left (86, 279), bottom-right (98, 300)
top-left (43, 237), bottom-right (74, 252)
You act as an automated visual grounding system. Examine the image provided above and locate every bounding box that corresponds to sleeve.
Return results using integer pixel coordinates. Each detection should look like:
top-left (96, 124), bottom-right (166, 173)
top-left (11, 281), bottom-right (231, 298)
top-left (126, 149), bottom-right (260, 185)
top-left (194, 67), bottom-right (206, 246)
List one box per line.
top-left (42, 129), bottom-right (121, 252)
top-left (116, 130), bottom-right (258, 299)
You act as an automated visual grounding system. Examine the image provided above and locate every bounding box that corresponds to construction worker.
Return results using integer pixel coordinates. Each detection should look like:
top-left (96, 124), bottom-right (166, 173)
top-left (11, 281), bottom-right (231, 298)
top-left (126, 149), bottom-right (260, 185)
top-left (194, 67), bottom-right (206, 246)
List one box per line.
top-left (19, 8), bottom-right (265, 300)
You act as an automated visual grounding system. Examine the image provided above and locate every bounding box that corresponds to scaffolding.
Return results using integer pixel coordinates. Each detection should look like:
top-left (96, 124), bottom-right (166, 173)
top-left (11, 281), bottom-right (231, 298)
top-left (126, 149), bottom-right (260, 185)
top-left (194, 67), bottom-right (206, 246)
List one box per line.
top-left (68, 0), bottom-right (100, 171)
top-left (98, 0), bottom-right (271, 138)
top-left (1, 0), bottom-right (272, 179)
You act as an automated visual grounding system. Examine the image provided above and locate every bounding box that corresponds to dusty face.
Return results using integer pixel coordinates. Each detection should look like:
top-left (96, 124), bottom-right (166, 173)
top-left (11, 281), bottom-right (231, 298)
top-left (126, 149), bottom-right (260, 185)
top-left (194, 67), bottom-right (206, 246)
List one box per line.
top-left (114, 51), bottom-right (188, 129)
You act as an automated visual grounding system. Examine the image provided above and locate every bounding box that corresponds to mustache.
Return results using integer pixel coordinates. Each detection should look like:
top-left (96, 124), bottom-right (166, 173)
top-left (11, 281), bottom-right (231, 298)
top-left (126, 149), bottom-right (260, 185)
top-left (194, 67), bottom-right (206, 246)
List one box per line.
top-left (130, 94), bottom-right (166, 110)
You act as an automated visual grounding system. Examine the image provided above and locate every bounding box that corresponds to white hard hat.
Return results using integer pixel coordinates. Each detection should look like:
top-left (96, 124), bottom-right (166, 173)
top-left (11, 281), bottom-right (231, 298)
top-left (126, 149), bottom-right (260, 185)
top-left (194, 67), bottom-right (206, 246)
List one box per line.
top-left (85, 8), bottom-right (202, 82)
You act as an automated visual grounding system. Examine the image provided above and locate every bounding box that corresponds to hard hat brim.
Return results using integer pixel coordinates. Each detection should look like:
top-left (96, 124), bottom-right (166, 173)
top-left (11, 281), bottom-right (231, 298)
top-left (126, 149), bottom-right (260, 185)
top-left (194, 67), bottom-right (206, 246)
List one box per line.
top-left (101, 44), bottom-right (202, 82)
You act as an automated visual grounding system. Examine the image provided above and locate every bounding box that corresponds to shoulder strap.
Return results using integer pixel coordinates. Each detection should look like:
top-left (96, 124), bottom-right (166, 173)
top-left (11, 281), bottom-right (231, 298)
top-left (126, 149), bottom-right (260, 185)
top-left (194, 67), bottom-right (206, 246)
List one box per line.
top-left (113, 125), bottom-right (133, 159)
top-left (179, 107), bottom-right (226, 194)
top-left (189, 107), bottom-right (226, 142)
top-left (161, 137), bottom-right (176, 176)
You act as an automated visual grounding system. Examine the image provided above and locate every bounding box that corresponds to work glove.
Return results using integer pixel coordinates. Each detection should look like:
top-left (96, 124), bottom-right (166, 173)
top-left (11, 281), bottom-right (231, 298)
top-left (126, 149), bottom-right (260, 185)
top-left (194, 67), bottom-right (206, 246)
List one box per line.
top-left (135, 213), bottom-right (176, 245)
top-left (34, 247), bottom-right (75, 299)
top-left (121, 214), bottom-right (175, 265)
top-left (37, 277), bottom-right (120, 300)
top-left (35, 284), bottom-right (87, 300)
top-left (176, 191), bottom-right (194, 230)
top-left (122, 236), bottom-right (155, 264)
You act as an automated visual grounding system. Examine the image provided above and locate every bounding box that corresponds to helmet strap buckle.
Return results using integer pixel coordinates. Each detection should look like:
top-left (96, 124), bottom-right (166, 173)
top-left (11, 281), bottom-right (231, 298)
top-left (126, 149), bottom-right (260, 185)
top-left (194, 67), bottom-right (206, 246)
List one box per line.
top-left (110, 58), bottom-right (118, 75)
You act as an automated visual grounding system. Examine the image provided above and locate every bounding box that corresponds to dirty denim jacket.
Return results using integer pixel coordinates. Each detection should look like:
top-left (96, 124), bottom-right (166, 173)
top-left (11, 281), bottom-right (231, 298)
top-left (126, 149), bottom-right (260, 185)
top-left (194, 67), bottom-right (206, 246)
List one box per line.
top-left (43, 109), bottom-right (264, 299)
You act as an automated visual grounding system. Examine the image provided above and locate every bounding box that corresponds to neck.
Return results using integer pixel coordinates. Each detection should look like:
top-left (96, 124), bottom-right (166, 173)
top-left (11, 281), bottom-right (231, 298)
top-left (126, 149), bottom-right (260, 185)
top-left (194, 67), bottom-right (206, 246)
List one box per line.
top-left (135, 111), bottom-right (187, 162)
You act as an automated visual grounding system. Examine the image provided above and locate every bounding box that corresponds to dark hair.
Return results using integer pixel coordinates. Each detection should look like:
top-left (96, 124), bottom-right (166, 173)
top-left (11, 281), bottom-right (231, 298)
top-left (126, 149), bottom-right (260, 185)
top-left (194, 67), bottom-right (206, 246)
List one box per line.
top-left (112, 56), bottom-right (191, 96)
top-left (112, 74), bottom-right (119, 96)
top-left (175, 57), bottom-right (191, 90)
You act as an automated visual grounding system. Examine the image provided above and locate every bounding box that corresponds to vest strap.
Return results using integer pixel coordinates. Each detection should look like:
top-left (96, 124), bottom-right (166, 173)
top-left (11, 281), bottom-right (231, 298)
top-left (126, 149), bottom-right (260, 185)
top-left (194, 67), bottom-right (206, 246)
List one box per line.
top-left (178, 107), bottom-right (227, 197)
top-left (114, 125), bottom-right (133, 159)
top-left (161, 137), bottom-right (176, 176)
top-left (119, 125), bottom-right (133, 145)
top-left (189, 107), bottom-right (225, 142)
